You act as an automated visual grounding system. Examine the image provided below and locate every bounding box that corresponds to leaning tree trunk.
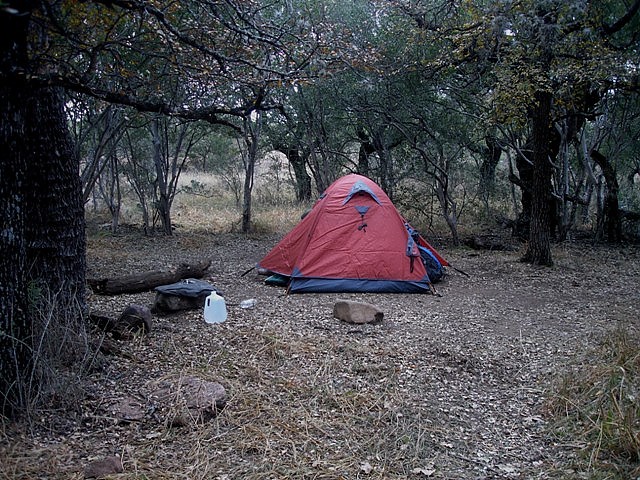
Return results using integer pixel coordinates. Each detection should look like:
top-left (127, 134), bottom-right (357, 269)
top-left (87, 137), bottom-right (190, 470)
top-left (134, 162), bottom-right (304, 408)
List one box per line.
top-left (275, 146), bottom-right (312, 202)
top-left (242, 112), bottom-right (262, 233)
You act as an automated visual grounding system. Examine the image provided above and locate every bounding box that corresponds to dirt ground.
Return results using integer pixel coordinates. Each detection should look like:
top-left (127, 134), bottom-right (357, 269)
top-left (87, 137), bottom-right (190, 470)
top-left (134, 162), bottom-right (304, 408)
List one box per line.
top-left (2, 230), bottom-right (639, 479)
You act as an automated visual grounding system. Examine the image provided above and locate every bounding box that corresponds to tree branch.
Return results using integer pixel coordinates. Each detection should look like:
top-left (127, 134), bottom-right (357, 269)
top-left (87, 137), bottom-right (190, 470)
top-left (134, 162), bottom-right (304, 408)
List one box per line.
top-left (603, 0), bottom-right (640, 35)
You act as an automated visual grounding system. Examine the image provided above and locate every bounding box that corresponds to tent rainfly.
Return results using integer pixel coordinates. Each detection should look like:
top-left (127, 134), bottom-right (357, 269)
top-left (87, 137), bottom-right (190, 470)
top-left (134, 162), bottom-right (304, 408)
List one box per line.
top-left (257, 174), bottom-right (449, 293)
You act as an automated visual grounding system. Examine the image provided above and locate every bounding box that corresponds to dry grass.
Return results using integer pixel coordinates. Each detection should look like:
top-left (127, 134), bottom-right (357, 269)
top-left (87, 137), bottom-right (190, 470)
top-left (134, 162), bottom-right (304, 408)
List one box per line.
top-left (3, 182), bottom-right (640, 480)
top-left (545, 324), bottom-right (640, 479)
top-left (83, 328), bottom-right (445, 480)
top-left (1, 284), bottom-right (99, 425)
top-left (105, 170), bottom-right (310, 235)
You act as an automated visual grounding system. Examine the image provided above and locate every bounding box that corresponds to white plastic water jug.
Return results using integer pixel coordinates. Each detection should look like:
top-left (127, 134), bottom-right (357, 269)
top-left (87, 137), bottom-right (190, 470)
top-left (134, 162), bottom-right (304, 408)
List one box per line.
top-left (204, 291), bottom-right (227, 324)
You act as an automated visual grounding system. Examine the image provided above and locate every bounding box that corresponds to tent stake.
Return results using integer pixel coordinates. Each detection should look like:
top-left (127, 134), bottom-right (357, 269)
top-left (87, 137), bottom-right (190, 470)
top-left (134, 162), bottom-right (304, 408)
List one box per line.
top-left (241, 266), bottom-right (255, 277)
top-left (451, 266), bottom-right (470, 277)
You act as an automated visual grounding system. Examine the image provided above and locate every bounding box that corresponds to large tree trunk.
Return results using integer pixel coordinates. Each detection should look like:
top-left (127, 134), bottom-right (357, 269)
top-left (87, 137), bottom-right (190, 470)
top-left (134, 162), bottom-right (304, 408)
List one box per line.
top-left (0, 44), bottom-right (29, 420)
top-left (522, 90), bottom-right (554, 266)
top-left (591, 150), bottom-right (622, 243)
top-left (24, 87), bottom-right (87, 300)
top-left (0, 2), bottom-right (86, 418)
top-left (1, 1), bottom-right (34, 418)
top-left (289, 149), bottom-right (312, 202)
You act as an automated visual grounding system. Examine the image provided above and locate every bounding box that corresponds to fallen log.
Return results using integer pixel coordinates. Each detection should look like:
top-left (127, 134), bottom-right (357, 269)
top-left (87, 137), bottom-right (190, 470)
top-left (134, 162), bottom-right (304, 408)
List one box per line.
top-left (465, 234), bottom-right (519, 252)
top-left (88, 260), bottom-right (211, 295)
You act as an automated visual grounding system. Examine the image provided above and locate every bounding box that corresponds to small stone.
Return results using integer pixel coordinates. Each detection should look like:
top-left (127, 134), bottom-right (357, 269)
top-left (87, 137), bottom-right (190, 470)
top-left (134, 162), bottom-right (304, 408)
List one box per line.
top-left (113, 395), bottom-right (146, 423)
top-left (333, 300), bottom-right (384, 324)
top-left (113, 304), bottom-right (152, 339)
top-left (149, 375), bottom-right (227, 427)
top-left (84, 456), bottom-right (123, 479)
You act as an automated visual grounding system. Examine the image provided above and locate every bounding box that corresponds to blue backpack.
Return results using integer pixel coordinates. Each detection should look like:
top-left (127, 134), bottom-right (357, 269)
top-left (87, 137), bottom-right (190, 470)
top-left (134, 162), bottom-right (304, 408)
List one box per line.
top-left (418, 245), bottom-right (444, 283)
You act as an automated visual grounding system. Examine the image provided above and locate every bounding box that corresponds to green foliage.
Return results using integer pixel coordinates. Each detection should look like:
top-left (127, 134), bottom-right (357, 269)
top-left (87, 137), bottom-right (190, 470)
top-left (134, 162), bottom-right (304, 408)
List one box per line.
top-left (26, 281), bottom-right (43, 309)
top-left (181, 179), bottom-right (213, 198)
top-left (187, 129), bottom-right (238, 173)
top-left (34, 0), bottom-right (640, 239)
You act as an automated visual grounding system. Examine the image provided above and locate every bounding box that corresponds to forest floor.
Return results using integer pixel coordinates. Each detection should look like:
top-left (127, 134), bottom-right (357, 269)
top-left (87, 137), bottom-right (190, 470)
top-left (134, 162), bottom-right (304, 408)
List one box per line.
top-left (2, 227), bottom-right (639, 479)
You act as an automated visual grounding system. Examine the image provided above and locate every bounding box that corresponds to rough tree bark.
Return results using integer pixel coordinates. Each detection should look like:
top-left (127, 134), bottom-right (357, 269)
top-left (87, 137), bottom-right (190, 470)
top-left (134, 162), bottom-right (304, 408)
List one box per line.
top-left (0, 2), bottom-right (86, 418)
top-left (0, 24), bottom-right (29, 418)
top-left (356, 129), bottom-right (374, 178)
top-left (591, 150), bottom-right (622, 243)
top-left (274, 145), bottom-right (312, 202)
top-left (241, 111), bottom-right (262, 233)
top-left (522, 90), bottom-right (554, 266)
top-left (24, 88), bottom-right (87, 301)
top-left (288, 148), bottom-right (312, 203)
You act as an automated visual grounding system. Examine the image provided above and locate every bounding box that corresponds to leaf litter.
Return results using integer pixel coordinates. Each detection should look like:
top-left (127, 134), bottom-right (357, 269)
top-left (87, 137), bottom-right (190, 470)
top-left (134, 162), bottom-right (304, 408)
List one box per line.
top-left (1, 232), bottom-right (639, 479)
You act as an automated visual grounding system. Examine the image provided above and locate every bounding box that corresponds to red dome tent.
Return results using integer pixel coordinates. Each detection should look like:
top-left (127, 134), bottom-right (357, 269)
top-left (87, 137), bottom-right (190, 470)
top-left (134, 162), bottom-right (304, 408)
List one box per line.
top-left (258, 174), bottom-right (449, 293)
